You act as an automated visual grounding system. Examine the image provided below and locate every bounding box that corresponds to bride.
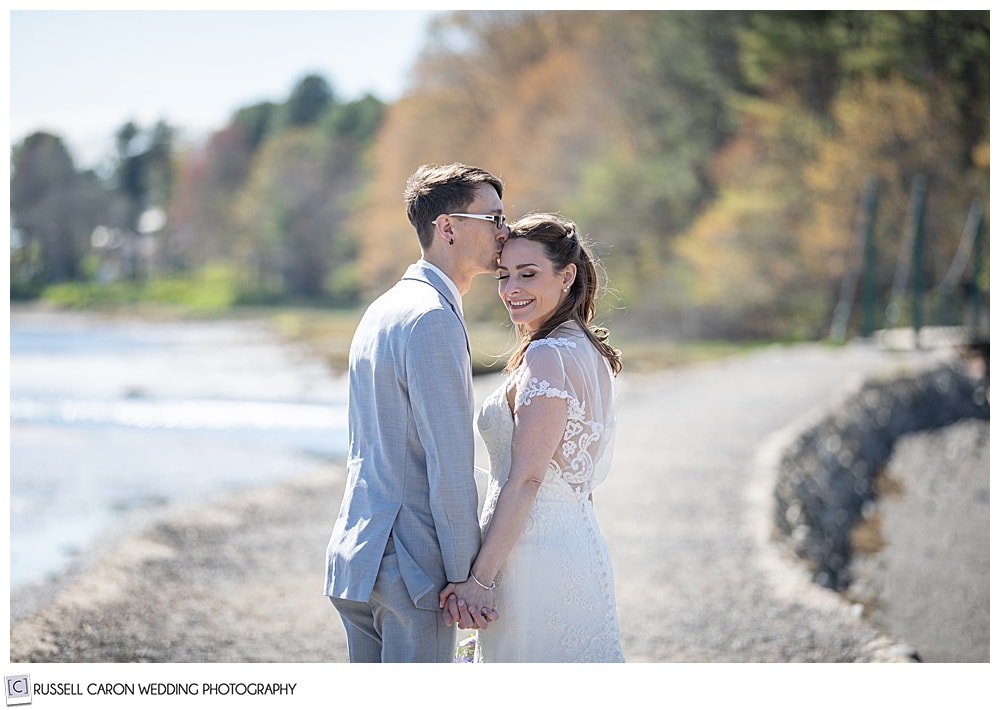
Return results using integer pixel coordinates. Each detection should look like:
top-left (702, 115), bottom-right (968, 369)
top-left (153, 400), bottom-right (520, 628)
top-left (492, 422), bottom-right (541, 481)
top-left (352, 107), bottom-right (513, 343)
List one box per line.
top-left (440, 213), bottom-right (625, 662)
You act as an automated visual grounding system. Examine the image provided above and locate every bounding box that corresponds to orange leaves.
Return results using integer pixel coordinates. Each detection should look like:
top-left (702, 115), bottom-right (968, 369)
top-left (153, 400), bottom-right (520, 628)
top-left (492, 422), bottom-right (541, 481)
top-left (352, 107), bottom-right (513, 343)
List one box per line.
top-left (359, 12), bottom-right (623, 305)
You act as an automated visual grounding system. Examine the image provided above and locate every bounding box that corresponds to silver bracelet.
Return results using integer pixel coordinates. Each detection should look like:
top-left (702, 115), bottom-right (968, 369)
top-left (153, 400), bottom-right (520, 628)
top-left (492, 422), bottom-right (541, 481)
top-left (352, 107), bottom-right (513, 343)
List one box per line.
top-left (470, 571), bottom-right (495, 591)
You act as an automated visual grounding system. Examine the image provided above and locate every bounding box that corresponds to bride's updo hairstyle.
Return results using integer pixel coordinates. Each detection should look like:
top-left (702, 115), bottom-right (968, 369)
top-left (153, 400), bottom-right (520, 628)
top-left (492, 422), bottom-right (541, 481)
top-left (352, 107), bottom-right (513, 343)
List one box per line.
top-left (504, 213), bottom-right (622, 376)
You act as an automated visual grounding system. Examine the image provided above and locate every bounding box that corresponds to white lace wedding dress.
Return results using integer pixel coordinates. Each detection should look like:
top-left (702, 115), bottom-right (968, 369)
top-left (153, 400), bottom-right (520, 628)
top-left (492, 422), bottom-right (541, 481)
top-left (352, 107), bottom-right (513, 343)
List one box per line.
top-left (474, 322), bottom-right (625, 662)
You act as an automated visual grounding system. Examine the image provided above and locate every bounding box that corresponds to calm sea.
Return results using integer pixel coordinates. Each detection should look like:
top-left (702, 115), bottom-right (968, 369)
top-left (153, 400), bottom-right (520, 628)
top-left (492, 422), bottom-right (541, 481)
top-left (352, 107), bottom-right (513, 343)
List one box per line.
top-left (8, 311), bottom-right (349, 591)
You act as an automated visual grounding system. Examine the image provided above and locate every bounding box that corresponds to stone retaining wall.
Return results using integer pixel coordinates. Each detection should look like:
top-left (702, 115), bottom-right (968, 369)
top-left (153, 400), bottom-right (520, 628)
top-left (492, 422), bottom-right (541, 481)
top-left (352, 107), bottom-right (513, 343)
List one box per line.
top-left (773, 356), bottom-right (989, 590)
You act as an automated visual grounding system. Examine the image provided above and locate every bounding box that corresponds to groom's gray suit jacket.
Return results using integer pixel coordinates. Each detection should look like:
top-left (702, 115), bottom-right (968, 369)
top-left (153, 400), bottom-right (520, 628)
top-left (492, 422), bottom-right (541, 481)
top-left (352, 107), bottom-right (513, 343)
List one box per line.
top-left (324, 262), bottom-right (481, 611)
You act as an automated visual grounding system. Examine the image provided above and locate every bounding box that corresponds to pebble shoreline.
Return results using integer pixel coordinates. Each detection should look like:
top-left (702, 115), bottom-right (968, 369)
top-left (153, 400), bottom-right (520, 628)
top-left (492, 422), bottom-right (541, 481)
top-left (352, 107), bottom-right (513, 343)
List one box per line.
top-left (8, 342), bottom-right (989, 664)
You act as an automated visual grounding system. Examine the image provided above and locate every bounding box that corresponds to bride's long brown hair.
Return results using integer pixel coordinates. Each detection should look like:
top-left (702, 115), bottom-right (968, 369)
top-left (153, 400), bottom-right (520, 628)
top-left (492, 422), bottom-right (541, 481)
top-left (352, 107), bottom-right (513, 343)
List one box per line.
top-left (503, 213), bottom-right (622, 376)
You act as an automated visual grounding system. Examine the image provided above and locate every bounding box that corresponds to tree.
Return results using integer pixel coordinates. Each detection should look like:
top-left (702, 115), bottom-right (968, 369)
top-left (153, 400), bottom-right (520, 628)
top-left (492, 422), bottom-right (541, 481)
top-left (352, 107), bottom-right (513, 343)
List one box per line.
top-left (166, 76), bottom-right (376, 299)
top-left (658, 10), bottom-right (988, 339)
top-left (739, 10), bottom-right (989, 167)
top-left (671, 87), bottom-right (823, 339)
top-left (110, 120), bottom-right (175, 230)
top-left (284, 74), bottom-right (335, 127)
top-left (322, 93), bottom-right (383, 144)
top-left (802, 75), bottom-right (975, 329)
top-left (232, 101), bottom-right (278, 152)
top-left (167, 123), bottom-right (256, 269)
top-left (866, 10), bottom-right (988, 170)
top-left (107, 120), bottom-right (176, 278)
top-left (11, 132), bottom-right (109, 287)
top-left (559, 12), bottom-right (750, 330)
top-left (359, 11), bottom-right (627, 311)
top-left (113, 121), bottom-right (146, 231)
top-left (232, 101), bottom-right (372, 303)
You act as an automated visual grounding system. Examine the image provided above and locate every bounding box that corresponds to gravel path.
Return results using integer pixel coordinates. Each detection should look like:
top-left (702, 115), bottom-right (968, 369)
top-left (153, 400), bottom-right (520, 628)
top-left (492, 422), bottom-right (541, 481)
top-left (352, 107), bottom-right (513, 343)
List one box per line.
top-left (9, 341), bottom-right (982, 664)
top-left (600, 342), bottom-right (942, 662)
top-left (845, 418), bottom-right (989, 662)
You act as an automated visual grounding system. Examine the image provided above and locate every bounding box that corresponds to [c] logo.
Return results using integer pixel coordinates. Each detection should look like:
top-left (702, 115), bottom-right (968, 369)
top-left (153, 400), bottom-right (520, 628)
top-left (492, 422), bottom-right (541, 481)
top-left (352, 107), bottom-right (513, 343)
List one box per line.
top-left (5, 675), bottom-right (31, 706)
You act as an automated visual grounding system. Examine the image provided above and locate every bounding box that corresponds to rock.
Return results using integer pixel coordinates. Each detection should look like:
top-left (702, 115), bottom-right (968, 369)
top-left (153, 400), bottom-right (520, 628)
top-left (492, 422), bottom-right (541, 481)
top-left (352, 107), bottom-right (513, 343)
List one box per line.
top-left (773, 358), bottom-right (989, 590)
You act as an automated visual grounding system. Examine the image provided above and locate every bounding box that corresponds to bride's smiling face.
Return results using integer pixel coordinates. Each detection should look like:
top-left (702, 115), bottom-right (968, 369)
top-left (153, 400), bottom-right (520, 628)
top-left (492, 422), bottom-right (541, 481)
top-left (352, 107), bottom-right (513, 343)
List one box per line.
top-left (496, 238), bottom-right (574, 332)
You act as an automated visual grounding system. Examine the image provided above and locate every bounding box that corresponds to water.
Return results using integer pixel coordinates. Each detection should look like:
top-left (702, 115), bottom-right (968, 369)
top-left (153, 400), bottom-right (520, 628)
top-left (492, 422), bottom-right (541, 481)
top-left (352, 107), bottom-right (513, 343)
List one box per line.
top-left (8, 311), bottom-right (349, 591)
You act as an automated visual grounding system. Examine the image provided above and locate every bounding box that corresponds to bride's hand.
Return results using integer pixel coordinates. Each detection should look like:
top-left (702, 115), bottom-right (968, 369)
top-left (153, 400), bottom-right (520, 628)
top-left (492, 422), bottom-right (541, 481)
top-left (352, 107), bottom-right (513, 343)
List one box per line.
top-left (449, 580), bottom-right (498, 630)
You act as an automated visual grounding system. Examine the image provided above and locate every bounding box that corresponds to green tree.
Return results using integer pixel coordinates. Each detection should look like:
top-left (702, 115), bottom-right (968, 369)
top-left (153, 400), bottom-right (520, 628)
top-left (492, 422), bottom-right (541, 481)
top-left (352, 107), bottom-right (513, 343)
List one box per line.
top-left (145, 121), bottom-right (175, 213)
top-left (232, 101), bottom-right (278, 152)
top-left (113, 121), bottom-right (146, 231)
top-left (322, 93), bottom-right (383, 144)
top-left (671, 88), bottom-right (822, 339)
top-left (668, 11), bottom-right (989, 340)
top-left (108, 120), bottom-right (175, 278)
top-left (284, 74), bottom-right (335, 127)
top-left (112, 120), bottom-right (175, 226)
top-left (167, 76), bottom-right (377, 301)
top-left (565, 11), bottom-right (750, 328)
top-left (738, 10), bottom-right (849, 117)
top-left (232, 94), bottom-right (375, 304)
top-left (11, 132), bottom-right (110, 288)
top-left (739, 10), bottom-right (989, 166)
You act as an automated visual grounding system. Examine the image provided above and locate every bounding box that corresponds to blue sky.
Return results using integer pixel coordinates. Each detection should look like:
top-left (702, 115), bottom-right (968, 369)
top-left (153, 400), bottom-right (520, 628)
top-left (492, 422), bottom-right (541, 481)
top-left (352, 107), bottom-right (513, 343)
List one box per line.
top-left (9, 8), bottom-right (444, 167)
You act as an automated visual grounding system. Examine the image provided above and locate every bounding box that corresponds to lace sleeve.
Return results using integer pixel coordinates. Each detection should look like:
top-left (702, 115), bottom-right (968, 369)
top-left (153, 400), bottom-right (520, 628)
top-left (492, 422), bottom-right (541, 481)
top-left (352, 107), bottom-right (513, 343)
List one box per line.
top-left (514, 336), bottom-right (582, 416)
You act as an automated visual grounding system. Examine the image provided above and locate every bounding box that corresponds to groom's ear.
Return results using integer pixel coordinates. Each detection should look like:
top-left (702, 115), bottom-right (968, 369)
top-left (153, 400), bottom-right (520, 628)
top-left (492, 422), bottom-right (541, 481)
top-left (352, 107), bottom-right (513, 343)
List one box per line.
top-left (429, 215), bottom-right (457, 248)
top-left (433, 215), bottom-right (452, 232)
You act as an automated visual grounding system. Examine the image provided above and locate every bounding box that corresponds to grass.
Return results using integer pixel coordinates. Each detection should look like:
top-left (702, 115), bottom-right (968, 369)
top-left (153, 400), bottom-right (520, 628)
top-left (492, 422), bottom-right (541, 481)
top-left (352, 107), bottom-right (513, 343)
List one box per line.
top-left (258, 308), bottom-right (766, 375)
top-left (37, 266), bottom-right (239, 315)
top-left (258, 308), bottom-right (519, 375)
top-left (22, 285), bottom-right (773, 376)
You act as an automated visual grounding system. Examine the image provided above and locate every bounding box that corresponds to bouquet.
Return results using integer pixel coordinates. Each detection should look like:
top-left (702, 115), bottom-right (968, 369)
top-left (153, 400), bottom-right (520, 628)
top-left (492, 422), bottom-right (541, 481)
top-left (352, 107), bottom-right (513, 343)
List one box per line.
top-left (454, 634), bottom-right (477, 663)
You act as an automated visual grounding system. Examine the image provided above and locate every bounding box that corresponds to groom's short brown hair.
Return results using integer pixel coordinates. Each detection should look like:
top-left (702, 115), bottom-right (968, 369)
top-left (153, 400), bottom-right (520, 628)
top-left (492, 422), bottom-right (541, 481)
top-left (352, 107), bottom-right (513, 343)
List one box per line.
top-left (404, 163), bottom-right (504, 249)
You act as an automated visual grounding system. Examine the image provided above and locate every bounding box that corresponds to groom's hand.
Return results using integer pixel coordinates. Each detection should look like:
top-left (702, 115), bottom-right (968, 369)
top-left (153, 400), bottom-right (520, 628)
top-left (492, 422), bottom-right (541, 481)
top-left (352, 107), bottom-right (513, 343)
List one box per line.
top-left (442, 593), bottom-right (478, 628)
top-left (439, 584), bottom-right (460, 627)
top-left (453, 596), bottom-right (495, 630)
top-left (444, 581), bottom-right (498, 630)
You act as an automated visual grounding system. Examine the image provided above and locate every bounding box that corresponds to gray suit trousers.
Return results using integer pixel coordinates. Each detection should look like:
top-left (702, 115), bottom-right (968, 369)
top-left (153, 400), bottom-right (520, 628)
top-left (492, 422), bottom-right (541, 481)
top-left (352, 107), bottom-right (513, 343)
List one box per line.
top-left (329, 537), bottom-right (457, 662)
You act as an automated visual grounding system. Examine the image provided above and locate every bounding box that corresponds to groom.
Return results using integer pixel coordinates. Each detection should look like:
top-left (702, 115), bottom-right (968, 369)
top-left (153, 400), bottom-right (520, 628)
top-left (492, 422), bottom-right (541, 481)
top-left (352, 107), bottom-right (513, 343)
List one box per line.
top-left (324, 163), bottom-right (507, 662)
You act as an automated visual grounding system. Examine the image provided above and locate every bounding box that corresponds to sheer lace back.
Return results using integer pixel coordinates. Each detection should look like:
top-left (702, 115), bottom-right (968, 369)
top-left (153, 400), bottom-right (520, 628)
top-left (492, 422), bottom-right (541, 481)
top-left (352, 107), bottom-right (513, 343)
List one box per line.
top-left (513, 326), bottom-right (616, 495)
top-left (477, 321), bottom-right (618, 527)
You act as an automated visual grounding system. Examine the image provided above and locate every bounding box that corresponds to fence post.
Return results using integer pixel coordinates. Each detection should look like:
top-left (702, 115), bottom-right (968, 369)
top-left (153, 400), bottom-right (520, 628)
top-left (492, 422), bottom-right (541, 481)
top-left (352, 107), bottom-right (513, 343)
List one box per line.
top-left (934, 199), bottom-right (983, 327)
top-left (860, 181), bottom-right (880, 337)
top-left (969, 202), bottom-right (984, 338)
top-left (909, 175), bottom-right (927, 348)
top-left (829, 176), bottom-right (879, 343)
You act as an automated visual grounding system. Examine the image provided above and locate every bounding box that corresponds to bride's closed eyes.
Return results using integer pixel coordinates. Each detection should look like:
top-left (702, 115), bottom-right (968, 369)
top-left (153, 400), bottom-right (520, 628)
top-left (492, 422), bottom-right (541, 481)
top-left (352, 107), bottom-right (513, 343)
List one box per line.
top-left (496, 263), bottom-right (540, 281)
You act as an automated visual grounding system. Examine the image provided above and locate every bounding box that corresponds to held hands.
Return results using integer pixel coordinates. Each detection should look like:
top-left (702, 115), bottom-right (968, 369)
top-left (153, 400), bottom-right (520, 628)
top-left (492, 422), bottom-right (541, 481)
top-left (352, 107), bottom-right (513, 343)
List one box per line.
top-left (439, 580), bottom-right (499, 630)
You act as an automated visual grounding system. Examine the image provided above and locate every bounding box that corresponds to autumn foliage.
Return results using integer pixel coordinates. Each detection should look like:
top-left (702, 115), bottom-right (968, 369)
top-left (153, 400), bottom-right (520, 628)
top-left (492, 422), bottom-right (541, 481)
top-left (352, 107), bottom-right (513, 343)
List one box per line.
top-left (11, 10), bottom-right (989, 341)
